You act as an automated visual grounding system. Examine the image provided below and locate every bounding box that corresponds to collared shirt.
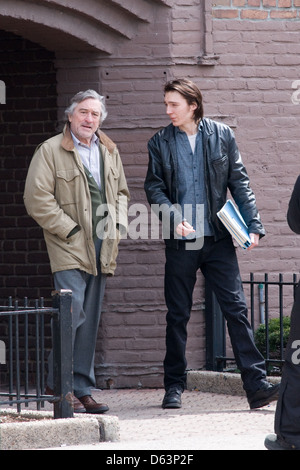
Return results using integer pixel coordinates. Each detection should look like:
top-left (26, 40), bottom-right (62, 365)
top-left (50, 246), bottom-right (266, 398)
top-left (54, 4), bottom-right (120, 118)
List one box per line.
top-left (175, 124), bottom-right (213, 238)
top-left (71, 131), bottom-right (102, 189)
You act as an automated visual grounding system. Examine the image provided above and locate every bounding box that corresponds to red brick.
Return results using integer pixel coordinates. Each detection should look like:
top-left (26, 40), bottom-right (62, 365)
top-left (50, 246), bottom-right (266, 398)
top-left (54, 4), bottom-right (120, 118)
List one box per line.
top-left (262, 0), bottom-right (276, 5)
top-left (240, 9), bottom-right (269, 19)
top-left (213, 9), bottom-right (239, 19)
top-left (213, 0), bottom-right (231, 5)
top-left (270, 10), bottom-right (297, 18)
top-left (248, 0), bottom-right (261, 6)
top-left (278, 0), bottom-right (292, 6)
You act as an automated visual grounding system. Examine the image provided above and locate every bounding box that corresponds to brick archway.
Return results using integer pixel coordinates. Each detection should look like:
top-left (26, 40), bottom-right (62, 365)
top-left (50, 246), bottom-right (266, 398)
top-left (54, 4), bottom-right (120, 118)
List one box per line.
top-left (0, 0), bottom-right (172, 55)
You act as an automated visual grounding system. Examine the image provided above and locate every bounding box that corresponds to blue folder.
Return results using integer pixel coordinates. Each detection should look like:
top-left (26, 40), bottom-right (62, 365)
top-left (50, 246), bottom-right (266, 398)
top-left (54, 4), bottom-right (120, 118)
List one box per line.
top-left (217, 200), bottom-right (251, 250)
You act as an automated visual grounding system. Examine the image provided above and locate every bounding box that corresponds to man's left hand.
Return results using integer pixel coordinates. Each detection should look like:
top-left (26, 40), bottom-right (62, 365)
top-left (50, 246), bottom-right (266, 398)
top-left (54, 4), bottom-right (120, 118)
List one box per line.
top-left (248, 233), bottom-right (260, 251)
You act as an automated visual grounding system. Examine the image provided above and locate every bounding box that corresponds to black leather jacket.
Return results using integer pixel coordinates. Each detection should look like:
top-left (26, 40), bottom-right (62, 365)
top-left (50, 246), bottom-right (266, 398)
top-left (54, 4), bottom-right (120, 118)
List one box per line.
top-left (287, 175), bottom-right (300, 234)
top-left (144, 118), bottom-right (265, 245)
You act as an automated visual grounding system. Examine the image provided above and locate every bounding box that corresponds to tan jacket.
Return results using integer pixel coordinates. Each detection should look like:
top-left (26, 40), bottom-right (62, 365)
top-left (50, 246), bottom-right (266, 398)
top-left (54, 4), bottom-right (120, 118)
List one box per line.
top-left (24, 125), bottom-right (129, 276)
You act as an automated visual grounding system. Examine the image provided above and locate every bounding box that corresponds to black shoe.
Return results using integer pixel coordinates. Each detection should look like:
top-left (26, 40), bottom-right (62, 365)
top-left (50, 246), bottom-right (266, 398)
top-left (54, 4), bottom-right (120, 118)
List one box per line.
top-left (265, 434), bottom-right (299, 450)
top-left (162, 386), bottom-right (182, 409)
top-left (247, 382), bottom-right (280, 410)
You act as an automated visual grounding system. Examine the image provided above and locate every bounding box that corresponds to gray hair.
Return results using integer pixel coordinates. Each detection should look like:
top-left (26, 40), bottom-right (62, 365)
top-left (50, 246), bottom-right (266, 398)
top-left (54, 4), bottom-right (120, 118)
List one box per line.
top-left (65, 89), bottom-right (108, 124)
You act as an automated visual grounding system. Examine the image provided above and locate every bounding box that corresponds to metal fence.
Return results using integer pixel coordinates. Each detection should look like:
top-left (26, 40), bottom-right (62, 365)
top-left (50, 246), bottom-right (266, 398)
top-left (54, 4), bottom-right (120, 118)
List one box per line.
top-left (0, 289), bottom-right (73, 419)
top-left (205, 273), bottom-right (298, 373)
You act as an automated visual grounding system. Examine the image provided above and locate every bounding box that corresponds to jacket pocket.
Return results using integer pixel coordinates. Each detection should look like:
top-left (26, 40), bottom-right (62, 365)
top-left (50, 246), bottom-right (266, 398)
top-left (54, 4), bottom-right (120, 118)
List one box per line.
top-left (212, 154), bottom-right (228, 166)
top-left (210, 155), bottom-right (229, 196)
top-left (56, 168), bottom-right (81, 205)
top-left (211, 154), bottom-right (229, 175)
top-left (107, 166), bottom-right (120, 200)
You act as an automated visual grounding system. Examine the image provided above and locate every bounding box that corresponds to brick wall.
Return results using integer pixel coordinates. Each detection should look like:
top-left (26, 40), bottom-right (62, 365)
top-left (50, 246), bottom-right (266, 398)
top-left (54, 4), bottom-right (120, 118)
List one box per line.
top-left (0, 31), bottom-right (57, 301)
top-left (213, 0), bottom-right (300, 19)
top-left (1, 0), bottom-right (300, 389)
top-left (131, 0), bottom-right (300, 384)
top-left (208, 4), bottom-right (300, 280)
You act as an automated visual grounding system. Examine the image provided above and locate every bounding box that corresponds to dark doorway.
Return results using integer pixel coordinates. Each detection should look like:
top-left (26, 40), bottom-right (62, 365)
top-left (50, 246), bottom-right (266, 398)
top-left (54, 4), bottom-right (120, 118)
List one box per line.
top-left (0, 31), bottom-right (57, 302)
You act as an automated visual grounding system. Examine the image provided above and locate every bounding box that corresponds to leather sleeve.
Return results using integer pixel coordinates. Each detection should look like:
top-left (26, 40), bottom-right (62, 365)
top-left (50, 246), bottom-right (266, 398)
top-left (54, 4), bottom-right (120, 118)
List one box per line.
top-left (145, 135), bottom-right (183, 235)
top-left (225, 126), bottom-right (265, 238)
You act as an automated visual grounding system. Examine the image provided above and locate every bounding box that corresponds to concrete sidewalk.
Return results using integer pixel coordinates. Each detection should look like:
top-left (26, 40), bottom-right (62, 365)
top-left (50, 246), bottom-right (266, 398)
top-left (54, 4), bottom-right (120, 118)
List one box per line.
top-left (49, 383), bottom-right (278, 450)
top-left (1, 372), bottom-right (280, 450)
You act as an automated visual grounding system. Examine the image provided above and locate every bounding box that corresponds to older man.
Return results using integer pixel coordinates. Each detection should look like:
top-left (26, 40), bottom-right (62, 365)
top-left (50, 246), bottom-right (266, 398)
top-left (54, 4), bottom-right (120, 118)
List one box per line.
top-left (24, 90), bottom-right (129, 413)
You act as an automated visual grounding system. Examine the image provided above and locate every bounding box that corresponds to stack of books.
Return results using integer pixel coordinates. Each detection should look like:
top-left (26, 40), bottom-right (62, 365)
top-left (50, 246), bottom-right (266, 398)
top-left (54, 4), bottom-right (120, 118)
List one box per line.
top-left (217, 200), bottom-right (251, 250)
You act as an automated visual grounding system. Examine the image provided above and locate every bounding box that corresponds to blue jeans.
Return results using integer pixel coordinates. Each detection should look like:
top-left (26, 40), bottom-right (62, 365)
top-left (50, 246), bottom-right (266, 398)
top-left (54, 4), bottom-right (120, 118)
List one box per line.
top-left (47, 239), bottom-right (107, 398)
top-left (164, 236), bottom-right (266, 394)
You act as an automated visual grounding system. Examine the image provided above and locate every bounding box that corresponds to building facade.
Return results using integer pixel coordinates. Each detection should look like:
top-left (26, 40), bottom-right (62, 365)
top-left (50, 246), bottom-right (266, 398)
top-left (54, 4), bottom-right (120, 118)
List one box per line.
top-left (0, 0), bottom-right (300, 388)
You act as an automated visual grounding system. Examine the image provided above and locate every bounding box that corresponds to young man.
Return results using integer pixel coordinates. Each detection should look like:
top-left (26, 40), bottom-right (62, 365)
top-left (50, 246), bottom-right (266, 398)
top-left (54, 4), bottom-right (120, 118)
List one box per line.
top-left (24, 90), bottom-right (129, 413)
top-left (144, 78), bottom-right (280, 410)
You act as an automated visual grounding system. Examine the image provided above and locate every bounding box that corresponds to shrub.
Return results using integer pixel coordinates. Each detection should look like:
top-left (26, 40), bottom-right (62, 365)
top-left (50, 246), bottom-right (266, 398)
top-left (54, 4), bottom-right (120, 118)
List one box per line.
top-left (255, 317), bottom-right (290, 357)
top-left (255, 317), bottom-right (290, 374)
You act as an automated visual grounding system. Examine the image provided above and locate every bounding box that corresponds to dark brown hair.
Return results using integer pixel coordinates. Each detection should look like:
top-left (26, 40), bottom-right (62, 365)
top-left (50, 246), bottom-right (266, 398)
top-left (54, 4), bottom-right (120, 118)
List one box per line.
top-left (164, 78), bottom-right (204, 123)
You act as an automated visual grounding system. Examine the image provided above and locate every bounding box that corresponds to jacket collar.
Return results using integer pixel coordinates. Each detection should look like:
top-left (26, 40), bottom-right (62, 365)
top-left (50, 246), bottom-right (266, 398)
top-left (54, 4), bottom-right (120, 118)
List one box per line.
top-left (61, 123), bottom-right (117, 154)
top-left (162, 117), bottom-right (214, 142)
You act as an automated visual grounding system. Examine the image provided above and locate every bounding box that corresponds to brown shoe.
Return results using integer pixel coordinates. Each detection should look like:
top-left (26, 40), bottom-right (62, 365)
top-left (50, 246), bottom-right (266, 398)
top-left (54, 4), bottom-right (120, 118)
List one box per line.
top-left (45, 386), bottom-right (86, 413)
top-left (78, 395), bottom-right (109, 414)
top-left (69, 394), bottom-right (86, 413)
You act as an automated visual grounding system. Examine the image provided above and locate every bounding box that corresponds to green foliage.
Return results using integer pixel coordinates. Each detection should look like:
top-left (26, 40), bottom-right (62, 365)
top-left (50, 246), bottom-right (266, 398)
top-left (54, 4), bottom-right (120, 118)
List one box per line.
top-left (255, 316), bottom-right (291, 358)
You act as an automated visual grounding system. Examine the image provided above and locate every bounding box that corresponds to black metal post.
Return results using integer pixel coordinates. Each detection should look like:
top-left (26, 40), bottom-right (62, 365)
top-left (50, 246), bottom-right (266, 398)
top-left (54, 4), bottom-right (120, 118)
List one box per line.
top-left (51, 289), bottom-right (73, 419)
top-left (205, 281), bottom-right (226, 371)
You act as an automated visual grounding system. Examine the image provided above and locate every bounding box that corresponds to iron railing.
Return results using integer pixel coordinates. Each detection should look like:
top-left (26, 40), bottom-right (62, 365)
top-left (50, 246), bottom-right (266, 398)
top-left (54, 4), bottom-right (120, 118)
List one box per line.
top-left (0, 289), bottom-right (73, 419)
top-left (205, 273), bottom-right (298, 373)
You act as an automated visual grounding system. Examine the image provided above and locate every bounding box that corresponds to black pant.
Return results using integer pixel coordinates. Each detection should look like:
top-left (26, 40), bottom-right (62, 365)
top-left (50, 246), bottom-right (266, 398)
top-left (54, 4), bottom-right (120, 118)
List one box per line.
top-left (164, 236), bottom-right (266, 393)
top-left (275, 283), bottom-right (300, 448)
